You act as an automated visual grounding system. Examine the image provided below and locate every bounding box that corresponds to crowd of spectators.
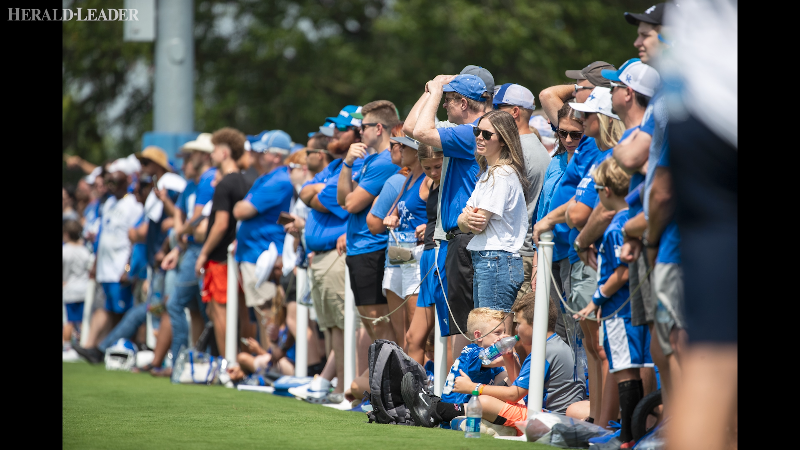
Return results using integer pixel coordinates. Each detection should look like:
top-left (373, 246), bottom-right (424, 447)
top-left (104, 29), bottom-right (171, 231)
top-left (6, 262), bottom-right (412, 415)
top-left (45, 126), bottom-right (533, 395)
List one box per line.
top-left (62, 3), bottom-right (736, 449)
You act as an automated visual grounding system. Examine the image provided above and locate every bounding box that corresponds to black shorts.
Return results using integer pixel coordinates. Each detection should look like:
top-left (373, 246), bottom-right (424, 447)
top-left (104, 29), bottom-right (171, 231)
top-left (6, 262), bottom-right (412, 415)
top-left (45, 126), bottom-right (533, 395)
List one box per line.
top-left (443, 232), bottom-right (474, 337)
top-left (346, 249), bottom-right (387, 307)
top-left (308, 360), bottom-right (326, 377)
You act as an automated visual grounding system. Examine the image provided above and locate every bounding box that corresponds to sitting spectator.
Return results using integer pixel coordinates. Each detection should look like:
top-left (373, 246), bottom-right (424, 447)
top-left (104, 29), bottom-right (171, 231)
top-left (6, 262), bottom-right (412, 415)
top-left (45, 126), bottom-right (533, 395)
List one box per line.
top-left (63, 219), bottom-right (91, 355)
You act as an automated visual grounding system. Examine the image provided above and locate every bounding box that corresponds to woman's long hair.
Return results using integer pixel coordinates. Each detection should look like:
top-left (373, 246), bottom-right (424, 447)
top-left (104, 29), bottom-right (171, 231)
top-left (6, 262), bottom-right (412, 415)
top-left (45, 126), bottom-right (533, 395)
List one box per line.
top-left (475, 110), bottom-right (531, 203)
top-left (595, 114), bottom-right (626, 151)
top-left (553, 103), bottom-right (583, 156)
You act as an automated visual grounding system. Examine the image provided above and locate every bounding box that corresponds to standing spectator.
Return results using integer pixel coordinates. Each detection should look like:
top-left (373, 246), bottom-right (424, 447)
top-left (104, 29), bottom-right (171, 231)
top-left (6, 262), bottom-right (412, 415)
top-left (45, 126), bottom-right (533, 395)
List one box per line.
top-left (81, 164), bottom-right (143, 350)
top-left (63, 219), bottom-right (91, 355)
top-left (62, 186), bottom-right (80, 223)
top-left (337, 100), bottom-right (402, 342)
top-left (195, 127), bottom-right (251, 358)
top-left (492, 83), bottom-right (551, 302)
top-left (406, 73), bottom-right (489, 348)
top-left (457, 110), bottom-right (529, 320)
top-left (233, 130), bottom-right (295, 342)
top-left (625, 2), bottom-right (667, 65)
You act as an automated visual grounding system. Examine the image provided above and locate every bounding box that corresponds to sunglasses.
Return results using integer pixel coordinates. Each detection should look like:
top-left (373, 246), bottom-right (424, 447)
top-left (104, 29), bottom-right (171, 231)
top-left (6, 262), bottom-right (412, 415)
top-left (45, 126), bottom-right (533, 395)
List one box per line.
top-left (288, 162), bottom-right (304, 170)
top-left (472, 127), bottom-right (496, 140)
top-left (574, 84), bottom-right (594, 93)
top-left (360, 123), bottom-right (383, 132)
top-left (306, 149), bottom-right (330, 155)
top-left (594, 184), bottom-right (606, 192)
top-left (556, 129), bottom-right (583, 141)
top-left (609, 81), bottom-right (628, 91)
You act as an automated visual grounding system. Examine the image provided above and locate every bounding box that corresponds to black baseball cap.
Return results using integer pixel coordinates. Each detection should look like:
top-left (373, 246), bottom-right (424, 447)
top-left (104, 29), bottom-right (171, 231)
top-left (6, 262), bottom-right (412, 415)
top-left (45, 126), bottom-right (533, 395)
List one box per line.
top-left (565, 61), bottom-right (617, 88)
top-left (624, 3), bottom-right (666, 26)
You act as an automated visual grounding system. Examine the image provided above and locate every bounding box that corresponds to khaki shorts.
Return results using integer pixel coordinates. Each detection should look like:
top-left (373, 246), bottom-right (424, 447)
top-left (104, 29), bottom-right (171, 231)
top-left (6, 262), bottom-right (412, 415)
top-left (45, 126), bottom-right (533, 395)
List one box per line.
top-left (239, 262), bottom-right (277, 308)
top-left (629, 252), bottom-right (655, 327)
top-left (651, 263), bottom-right (686, 357)
top-left (309, 249), bottom-right (346, 330)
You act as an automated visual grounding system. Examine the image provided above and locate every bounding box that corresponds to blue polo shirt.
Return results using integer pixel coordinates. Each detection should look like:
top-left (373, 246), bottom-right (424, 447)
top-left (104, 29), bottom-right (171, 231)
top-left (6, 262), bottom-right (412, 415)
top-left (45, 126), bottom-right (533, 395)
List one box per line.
top-left (438, 119), bottom-right (481, 232)
top-left (655, 146), bottom-right (681, 265)
top-left (593, 210), bottom-right (631, 317)
top-left (549, 136), bottom-right (599, 262)
top-left (303, 160), bottom-right (355, 253)
top-left (346, 150), bottom-right (401, 255)
top-left (235, 166), bottom-right (294, 264)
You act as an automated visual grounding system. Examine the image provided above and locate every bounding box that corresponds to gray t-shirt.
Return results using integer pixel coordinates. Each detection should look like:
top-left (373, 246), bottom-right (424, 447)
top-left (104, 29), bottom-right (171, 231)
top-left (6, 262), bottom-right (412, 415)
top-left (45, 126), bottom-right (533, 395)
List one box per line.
top-left (643, 92), bottom-right (668, 219)
top-left (63, 242), bottom-right (92, 303)
top-left (543, 333), bottom-right (586, 414)
top-left (518, 133), bottom-right (551, 256)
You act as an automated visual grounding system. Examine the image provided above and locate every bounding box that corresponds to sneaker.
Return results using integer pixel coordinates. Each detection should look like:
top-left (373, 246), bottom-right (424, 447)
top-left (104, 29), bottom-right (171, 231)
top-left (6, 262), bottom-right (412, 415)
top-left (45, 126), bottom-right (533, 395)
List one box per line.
top-left (62, 348), bottom-right (81, 362)
top-left (590, 437), bottom-right (623, 450)
top-left (73, 345), bottom-right (104, 364)
top-left (326, 392), bottom-right (345, 404)
top-left (288, 376), bottom-right (331, 401)
top-left (401, 372), bottom-right (440, 428)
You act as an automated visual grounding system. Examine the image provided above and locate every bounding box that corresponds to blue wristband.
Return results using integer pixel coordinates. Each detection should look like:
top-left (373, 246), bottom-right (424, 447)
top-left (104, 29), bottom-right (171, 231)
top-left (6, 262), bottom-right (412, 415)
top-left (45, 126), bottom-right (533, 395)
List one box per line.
top-left (592, 286), bottom-right (611, 305)
top-left (343, 160), bottom-right (353, 168)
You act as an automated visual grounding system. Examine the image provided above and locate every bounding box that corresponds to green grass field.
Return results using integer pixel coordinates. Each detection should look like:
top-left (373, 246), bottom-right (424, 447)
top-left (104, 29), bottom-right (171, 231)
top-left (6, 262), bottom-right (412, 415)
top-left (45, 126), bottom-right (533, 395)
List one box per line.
top-left (63, 362), bottom-right (551, 449)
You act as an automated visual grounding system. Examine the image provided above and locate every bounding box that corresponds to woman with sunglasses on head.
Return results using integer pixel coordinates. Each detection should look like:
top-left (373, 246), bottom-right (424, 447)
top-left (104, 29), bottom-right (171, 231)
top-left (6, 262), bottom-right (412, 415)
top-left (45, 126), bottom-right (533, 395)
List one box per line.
top-left (457, 110), bottom-right (531, 326)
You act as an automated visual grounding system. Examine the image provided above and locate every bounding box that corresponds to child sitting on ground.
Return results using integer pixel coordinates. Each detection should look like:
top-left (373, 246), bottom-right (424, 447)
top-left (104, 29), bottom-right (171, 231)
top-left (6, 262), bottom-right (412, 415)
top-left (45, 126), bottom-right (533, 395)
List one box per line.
top-left (404, 291), bottom-right (588, 434)
top-left (574, 157), bottom-right (653, 449)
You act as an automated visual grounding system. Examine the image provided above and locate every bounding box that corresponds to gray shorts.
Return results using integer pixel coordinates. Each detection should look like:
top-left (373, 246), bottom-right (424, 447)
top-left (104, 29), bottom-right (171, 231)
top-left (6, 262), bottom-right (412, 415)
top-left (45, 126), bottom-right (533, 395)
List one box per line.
top-left (651, 263), bottom-right (686, 357)
top-left (629, 251), bottom-right (655, 327)
top-left (569, 260), bottom-right (597, 318)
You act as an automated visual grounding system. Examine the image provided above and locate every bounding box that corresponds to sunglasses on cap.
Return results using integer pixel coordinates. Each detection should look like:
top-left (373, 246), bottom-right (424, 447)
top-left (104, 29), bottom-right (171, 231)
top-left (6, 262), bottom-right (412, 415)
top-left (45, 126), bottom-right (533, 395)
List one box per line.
top-left (556, 129), bottom-right (583, 141)
top-left (472, 127), bottom-right (496, 140)
top-left (574, 84), bottom-right (594, 93)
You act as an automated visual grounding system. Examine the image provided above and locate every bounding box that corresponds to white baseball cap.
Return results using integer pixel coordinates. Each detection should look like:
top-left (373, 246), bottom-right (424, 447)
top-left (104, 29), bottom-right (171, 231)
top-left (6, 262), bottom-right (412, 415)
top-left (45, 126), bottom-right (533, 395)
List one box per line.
top-left (493, 83), bottom-right (535, 110)
top-left (602, 60), bottom-right (661, 97)
top-left (569, 87), bottom-right (620, 120)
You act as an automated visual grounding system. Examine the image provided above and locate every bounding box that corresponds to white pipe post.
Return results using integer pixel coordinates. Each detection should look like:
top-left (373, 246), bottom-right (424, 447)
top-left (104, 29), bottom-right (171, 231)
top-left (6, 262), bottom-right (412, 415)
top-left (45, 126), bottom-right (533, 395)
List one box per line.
top-left (225, 243), bottom-right (238, 361)
top-left (343, 264), bottom-right (356, 392)
top-left (433, 308), bottom-right (448, 396)
top-left (526, 231), bottom-right (554, 424)
top-left (145, 266), bottom-right (156, 350)
top-left (294, 268), bottom-right (309, 377)
top-left (79, 279), bottom-right (96, 347)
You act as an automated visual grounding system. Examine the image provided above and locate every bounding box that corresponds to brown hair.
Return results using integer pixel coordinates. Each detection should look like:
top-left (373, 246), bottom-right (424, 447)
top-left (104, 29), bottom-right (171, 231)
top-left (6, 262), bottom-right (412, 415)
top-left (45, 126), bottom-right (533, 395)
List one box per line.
top-left (284, 149), bottom-right (307, 166)
top-left (446, 92), bottom-right (485, 114)
top-left (361, 100), bottom-right (401, 129)
top-left (417, 143), bottom-right (443, 161)
top-left (476, 110), bottom-right (531, 203)
top-left (592, 157), bottom-right (631, 197)
top-left (211, 127), bottom-right (246, 161)
top-left (391, 123), bottom-right (405, 138)
top-left (63, 219), bottom-right (83, 242)
top-left (554, 103), bottom-right (583, 156)
top-left (308, 133), bottom-right (331, 150)
top-left (512, 290), bottom-right (558, 331)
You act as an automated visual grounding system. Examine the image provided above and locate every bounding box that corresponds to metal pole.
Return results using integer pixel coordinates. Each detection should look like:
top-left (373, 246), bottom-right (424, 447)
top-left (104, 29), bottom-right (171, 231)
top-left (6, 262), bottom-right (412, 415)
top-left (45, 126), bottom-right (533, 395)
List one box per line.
top-left (153, 0), bottom-right (194, 132)
top-left (433, 308), bottom-right (448, 396)
top-left (294, 268), bottom-right (309, 377)
top-left (526, 231), bottom-right (554, 424)
top-left (343, 265), bottom-right (356, 392)
top-left (225, 243), bottom-right (238, 361)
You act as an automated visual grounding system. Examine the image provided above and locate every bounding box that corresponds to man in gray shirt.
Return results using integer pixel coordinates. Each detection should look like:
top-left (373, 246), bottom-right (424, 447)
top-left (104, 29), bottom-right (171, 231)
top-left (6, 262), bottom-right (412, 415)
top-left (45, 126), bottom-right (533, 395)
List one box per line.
top-left (492, 83), bottom-right (551, 301)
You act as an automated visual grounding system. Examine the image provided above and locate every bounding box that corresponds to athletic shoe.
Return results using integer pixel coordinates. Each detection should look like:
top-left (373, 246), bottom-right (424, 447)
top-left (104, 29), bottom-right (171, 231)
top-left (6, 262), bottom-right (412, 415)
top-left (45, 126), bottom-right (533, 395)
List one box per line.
top-left (325, 392), bottom-right (345, 404)
top-left (589, 421), bottom-right (621, 445)
top-left (349, 399), bottom-right (371, 413)
top-left (288, 376), bottom-right (331, 401)
top-left (73, 345), bottom-right (104, 364)
top-left (590, 436), bottom-right (623, 450)
top-left (401, 372), bottom-right (440, 427)
top-left (62, 348), bottom-right (81, 362)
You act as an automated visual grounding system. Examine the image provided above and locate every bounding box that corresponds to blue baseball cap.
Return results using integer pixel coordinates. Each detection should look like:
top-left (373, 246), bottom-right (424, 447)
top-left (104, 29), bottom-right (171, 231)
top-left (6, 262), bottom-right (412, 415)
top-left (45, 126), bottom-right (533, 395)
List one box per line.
top-left (601, 58), bottom-right (641, 82)
top-left (251, 130), bottom-right (293, 155)
top-left (324, 105), bottom-right (363, 131)
top-left (290, 143), bottom-right (304, 154)
top-left (443, 74), bottom-right (488, 102)
top-left (245, 130), bottom-right (269, 151)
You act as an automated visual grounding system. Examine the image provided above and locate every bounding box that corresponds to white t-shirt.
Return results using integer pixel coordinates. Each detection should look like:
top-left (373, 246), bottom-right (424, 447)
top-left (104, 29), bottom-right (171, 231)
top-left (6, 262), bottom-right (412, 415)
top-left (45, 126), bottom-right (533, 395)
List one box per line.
top-left (63, 242), bottom-right (92, 303)
top-left (465, 165), bottom-right (528, 253)
top-left (95, 194), bottom-right (144, 283)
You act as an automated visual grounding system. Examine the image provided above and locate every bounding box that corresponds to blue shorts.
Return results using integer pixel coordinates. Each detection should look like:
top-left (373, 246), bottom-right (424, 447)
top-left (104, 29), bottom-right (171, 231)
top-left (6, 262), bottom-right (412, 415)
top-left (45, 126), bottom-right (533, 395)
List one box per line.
top-left (417, 248), bottom-right (443, 308)
top-left (65, 302), bottom-right (85, 323)
top-left (432, 241), bottom-right (450, 336)
top-left (102, 282), bottom-right (134, 314)
top-left (603, 315), bottom-right (654, 373)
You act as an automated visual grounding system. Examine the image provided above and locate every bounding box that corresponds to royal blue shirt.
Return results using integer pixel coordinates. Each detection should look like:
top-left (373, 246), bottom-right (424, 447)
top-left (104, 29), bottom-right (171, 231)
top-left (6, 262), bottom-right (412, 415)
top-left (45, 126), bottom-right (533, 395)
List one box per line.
top-left (369, 173), bottom-right (408, 268)
top-left (129, 214), bottom-right (149, 280)
top-left (534, 151), bottom-right (570, 259)
top-left (346, 150), bottom-right (401, 255)
top-left (593, 210), bottom-right (631, 317)
top-left (176, 180), bottom-right (198, 244)
top-left (442, 343), bottom-right (505, 404)
top-left (235, 166), bottom-right (294, 264)
top-left (438, 119), bottom-right (481, 232)
top-left (195, 167), bottom-right (217, 207)
top-left (655, 146), bottom-right (681, 264)
top-left (302, 160), bottom-right (354, 253)
top-left (549, 137), bottom-right (599, 261)
top-left (397, 173), bottom-right (428, 232)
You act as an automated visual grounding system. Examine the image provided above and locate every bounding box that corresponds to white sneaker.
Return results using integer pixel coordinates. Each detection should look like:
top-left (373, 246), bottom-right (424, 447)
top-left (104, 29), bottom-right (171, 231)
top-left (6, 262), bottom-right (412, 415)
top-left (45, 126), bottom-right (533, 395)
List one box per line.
top-left (62, 348), bottom-right (82, 362)
top-left (288, 376), bottom-right (331, 401)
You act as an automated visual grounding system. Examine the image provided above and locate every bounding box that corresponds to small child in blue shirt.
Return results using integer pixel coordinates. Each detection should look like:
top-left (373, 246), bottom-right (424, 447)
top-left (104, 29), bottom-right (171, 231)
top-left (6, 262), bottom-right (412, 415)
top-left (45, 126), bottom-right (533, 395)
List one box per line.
top-left (574, 157), bottom-right (653, 447)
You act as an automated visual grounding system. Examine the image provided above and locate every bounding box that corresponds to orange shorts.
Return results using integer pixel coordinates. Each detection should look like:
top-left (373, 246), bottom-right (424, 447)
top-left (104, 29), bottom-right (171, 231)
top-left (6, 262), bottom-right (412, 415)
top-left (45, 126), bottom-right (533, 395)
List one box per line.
top-left (201, 260), bottom-right (229, 304)
top-left (498, 399), bottom-right (527, 436)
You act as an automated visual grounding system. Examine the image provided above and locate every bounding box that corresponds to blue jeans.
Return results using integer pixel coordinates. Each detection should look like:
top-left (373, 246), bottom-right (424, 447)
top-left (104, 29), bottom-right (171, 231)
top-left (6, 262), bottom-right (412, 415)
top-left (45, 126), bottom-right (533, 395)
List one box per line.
top-left (167, 244), bottom-right (208, 358)
top-left (471, 250), bottom-right (524, 312)
top-left (98, 302), bottom-right (148, 352)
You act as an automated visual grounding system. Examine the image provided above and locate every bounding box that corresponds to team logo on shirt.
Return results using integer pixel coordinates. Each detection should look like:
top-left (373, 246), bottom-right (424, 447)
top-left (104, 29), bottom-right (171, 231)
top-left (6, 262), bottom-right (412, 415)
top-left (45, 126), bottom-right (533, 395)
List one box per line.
top-left (614, 244), bottom-right (622, 258)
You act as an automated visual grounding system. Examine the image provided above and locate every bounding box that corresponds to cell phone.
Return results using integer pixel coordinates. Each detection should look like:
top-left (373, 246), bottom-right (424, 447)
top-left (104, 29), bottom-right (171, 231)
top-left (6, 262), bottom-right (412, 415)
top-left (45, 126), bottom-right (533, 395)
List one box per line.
top-left (277, 212), bottom-right (295, 225)
top-left (240, 337), bottom-right (250, 345)
top-left (151, 174), bottom-right (159, 187)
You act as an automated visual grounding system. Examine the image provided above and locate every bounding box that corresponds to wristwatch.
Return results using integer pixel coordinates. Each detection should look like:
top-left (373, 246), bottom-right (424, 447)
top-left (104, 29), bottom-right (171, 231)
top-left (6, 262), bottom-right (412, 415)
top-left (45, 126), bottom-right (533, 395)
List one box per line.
top-left (641, 231), bottom-right (659, 249)
top-left (621, 226), bottom-right (628, 241)
top-left (573, 239), bottom-right (589, 253)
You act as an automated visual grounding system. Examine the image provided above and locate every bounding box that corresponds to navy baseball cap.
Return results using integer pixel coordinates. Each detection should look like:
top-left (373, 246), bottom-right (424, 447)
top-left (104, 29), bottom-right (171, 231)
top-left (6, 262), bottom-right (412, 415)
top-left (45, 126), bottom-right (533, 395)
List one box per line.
top-left (443, 74), bottom-right (488, 102)
top-left (624, 3), bottom-right (666, 26)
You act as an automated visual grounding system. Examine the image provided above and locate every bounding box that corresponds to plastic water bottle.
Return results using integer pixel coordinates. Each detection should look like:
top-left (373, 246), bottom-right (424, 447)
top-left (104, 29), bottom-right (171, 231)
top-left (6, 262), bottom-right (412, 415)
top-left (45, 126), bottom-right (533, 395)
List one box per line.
top-left (465, 389), bottom-right (482, 438)
top-left (479, 335), bottom-right (519, 365)
top-left (656, 300), bottom-right (671, 324)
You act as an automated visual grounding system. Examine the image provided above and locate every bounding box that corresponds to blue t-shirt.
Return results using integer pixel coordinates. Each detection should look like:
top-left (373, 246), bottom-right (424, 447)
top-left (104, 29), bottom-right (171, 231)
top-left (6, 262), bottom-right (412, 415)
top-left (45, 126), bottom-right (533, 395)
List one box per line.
top-left (129, 214), bottom-right (149, 280)
top-left (549, 137), bottom-right (600, 261)
top-left (346, 150), bottom-right (401, 255)
top-left (195, 167), bottom-right (217, 207)
top-left (176, 180), bottom-right (198, 243)
top-left (642, 91), bottom-right (669, 218)
top-left (438, 119), bottom-right (481, 232)
top-left (302, 160), bottom-right (353, 253)
top-left (593, 210), bottom-right (631, 317)
top-left (397, 173), bottom-right (428, 231)
top-left (235, 166), bottom-right (294, 264)
top-left (625, 183), bottom-right (644, 220)
top-left (369, 173), bottom-right (408, 269)
top-left (655, 146), bottom-right (681, 264)
top-left (534, 151), bottom-right (570, 258)
top-left (442, 343), bottom-right (505, 404)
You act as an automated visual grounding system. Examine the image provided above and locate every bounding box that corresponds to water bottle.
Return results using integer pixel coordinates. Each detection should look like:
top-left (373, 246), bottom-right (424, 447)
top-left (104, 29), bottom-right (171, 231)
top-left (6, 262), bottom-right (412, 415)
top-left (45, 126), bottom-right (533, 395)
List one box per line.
top-left (465, 390), bottom-right (482, 438)
top-left (479, 335), bottom-right (519, 365)
top-left (656, 300), bottom-right (671, 324)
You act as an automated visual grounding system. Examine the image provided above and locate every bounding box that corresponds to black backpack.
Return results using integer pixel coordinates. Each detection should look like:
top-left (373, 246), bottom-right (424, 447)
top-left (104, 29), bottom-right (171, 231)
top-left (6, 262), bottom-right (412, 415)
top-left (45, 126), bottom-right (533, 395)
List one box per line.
top-left (366, 339), bottom-right (430, 426)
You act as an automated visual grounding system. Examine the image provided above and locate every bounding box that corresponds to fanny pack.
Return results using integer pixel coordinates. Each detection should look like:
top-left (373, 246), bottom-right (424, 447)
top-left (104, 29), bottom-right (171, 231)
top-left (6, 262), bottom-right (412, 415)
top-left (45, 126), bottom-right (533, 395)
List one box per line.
top-left (388, 230), bottom-right (417, 265)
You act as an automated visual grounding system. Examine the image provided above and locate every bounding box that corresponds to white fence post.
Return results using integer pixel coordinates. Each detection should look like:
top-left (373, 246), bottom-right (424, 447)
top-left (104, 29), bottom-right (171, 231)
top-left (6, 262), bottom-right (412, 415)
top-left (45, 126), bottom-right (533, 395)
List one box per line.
top-left (145, 266), bottom-right (156, 350)
top-left (225, 243), bottom-right (238, 361)
top-left (433, 308), bottom-right (448, 396)
top-left (526, 231), bottom-right (554, 426)
top-left (294, 267), bottom-right (309, 377)
top-left (343, 264), bottom-right (356, 393)
top-left (80, 279), bottom-right (96, 347)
